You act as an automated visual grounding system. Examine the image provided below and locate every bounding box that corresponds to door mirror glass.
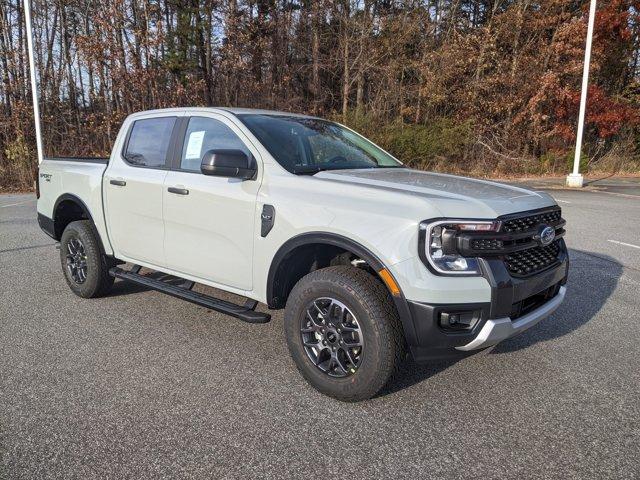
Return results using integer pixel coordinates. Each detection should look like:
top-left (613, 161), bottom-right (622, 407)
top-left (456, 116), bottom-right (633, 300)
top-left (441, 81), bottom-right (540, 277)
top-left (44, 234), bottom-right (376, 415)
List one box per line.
top-left (201, 149), bottom-right (256, 180)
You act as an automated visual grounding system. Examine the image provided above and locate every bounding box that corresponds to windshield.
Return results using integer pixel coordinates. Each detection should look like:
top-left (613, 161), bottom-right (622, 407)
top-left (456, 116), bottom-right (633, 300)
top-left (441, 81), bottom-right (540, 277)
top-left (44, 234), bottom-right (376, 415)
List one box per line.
top-left (237, 114), bottom-right (403, 174)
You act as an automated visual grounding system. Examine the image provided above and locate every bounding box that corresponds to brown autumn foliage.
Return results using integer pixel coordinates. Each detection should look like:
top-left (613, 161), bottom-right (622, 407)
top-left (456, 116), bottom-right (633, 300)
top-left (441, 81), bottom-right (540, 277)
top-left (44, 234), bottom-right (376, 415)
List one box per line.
top-left (1, 0), bottom-right (639, 191)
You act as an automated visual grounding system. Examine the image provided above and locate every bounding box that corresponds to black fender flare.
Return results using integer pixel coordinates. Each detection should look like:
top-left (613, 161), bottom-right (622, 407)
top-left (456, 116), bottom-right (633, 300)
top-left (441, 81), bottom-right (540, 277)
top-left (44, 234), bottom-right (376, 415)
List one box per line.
top-left (53, 193), bottom-right (93, 228)
top-left (52, 193), bottom-right (110, 258)
top-left (266, 232), bottom-right (419, 345)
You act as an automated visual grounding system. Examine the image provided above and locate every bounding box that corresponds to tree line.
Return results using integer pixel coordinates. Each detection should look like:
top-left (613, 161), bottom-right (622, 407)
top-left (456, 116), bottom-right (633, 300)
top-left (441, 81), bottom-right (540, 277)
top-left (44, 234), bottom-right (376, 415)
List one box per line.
top-left (1, 0), bottom-right (639, 190)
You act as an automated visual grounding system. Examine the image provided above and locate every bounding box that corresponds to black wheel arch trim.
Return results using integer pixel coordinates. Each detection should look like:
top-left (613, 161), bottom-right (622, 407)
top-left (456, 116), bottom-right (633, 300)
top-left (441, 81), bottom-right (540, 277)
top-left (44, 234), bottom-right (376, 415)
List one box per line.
top-left (51, 193), bottom-right (111, 258)
top-left (266, 232), bottom-right (419, 346)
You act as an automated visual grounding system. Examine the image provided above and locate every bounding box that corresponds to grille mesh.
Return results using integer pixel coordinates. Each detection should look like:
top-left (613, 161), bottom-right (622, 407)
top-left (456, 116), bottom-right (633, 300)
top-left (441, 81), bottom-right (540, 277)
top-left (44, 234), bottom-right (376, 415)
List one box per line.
top-left (471, 238), bottom-right (504, 251)
top-left (504, 241), bottom-right (561, 276)
top-left (502, 209), bottom-right (562, 233)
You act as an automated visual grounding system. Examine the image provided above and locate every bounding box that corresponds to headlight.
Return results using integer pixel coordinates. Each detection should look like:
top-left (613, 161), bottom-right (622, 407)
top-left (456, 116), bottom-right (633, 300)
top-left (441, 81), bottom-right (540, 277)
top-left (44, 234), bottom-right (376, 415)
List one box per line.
top-left (420, 219), bottom-right (501, 275)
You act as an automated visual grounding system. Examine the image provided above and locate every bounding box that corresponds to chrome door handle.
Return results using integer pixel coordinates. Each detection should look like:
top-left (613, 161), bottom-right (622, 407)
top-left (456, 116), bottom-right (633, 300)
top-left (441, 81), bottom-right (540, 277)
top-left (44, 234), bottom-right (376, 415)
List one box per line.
top-left (168, 187), bottom-right (189, 195)
top-left (110, 179), bottom-right (126, 186)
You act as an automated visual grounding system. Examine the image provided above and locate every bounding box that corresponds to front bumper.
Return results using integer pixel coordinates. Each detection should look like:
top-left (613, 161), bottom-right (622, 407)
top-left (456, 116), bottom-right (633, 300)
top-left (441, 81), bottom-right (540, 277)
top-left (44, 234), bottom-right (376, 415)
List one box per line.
top-left (455, 286), bottom-right (566, 351)
top-left (402, 239), bottom-right (569, 363)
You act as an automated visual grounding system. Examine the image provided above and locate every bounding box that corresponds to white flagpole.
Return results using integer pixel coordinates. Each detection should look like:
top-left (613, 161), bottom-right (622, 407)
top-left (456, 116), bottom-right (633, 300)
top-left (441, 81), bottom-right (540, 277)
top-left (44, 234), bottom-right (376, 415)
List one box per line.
top-left (23, 0), bottom-right (44, 165)
top-left (567, 0), bottom-right (597, 188)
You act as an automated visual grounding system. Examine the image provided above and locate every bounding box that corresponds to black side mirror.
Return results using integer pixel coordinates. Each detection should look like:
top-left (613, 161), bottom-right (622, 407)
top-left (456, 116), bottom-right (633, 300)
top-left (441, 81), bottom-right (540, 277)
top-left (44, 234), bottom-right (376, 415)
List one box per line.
top-left (201, 149), bottom-right (256, 180)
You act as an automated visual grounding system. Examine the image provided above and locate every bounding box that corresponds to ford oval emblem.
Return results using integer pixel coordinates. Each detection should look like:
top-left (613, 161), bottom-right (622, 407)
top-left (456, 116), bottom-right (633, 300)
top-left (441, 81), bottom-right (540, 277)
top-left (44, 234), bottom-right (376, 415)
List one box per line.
top-left (537, 225), bottom-right (556, 246)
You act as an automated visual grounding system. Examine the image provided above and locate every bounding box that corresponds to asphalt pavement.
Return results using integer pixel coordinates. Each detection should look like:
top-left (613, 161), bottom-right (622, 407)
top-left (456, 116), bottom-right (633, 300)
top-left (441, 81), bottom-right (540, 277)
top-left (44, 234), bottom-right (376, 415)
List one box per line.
top-left (1, 185), bottom-right (639, 479)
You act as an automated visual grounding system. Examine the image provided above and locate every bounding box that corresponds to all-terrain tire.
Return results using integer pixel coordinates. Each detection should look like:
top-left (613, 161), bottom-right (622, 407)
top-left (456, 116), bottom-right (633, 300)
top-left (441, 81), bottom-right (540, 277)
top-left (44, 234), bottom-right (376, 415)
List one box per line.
top-left (60, 220), bottom-right (114, 298)
top-left (284, 265), bottom-right (405, 402)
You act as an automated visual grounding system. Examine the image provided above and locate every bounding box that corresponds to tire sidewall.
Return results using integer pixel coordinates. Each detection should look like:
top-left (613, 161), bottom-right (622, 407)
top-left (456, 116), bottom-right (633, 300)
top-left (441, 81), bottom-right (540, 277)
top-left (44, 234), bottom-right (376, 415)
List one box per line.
top-left (285, 269), bottom-right (396, 401)
top-left (60, 221), bottom-right (109, 298)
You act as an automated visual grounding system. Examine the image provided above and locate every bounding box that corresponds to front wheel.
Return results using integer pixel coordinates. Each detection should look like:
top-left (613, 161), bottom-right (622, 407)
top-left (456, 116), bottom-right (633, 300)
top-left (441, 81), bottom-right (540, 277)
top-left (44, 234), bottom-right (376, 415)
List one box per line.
top-left (60, 220), bottom-right (114, 298)
top-left (284, 266), bottom-right (405, 402)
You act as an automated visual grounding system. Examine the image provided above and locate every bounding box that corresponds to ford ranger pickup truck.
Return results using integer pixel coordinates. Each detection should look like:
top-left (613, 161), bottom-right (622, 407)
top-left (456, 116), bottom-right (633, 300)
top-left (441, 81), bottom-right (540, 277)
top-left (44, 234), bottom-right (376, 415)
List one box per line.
top-left (36, 107), bottom-right (568, 401)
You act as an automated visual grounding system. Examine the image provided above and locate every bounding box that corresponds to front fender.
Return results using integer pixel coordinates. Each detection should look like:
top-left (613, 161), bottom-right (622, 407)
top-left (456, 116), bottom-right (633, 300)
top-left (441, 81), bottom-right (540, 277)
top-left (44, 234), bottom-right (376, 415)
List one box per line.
top-left (264, 231), bottom-right (420, 347)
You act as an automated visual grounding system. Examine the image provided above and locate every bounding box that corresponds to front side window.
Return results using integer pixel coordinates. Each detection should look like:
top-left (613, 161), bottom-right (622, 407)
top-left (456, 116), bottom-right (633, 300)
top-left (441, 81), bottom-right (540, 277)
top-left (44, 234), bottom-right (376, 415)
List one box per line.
top-left (180, 117), bottom-right (250, 171)
top-left (124, 117), bottom-right (176, 167)
top-left (238, 114), bottom-right (403, 174)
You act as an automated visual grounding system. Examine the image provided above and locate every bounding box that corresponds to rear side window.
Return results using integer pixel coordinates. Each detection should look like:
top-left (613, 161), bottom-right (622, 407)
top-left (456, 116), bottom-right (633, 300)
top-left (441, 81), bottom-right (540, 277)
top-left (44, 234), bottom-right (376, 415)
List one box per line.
top-left (180, 117), bottom-right (250, 171)
top-left (124, 117), bottom-right (176, 167)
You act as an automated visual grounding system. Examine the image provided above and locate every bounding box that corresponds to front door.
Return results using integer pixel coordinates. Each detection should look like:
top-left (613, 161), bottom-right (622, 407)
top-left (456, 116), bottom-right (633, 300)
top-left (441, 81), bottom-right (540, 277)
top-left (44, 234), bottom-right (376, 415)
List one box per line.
top-left (104, 115), bottom-right (178, 266)
top-left (162, 114), bottom-right (260, 291)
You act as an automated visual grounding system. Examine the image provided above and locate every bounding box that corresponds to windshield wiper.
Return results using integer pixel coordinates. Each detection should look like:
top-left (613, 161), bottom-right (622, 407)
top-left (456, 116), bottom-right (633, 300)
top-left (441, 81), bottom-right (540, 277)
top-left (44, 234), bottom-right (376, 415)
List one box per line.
top-left (292, 165), bottom-right (329, 175)
top-left (292, 164), bottom-right (405, 175)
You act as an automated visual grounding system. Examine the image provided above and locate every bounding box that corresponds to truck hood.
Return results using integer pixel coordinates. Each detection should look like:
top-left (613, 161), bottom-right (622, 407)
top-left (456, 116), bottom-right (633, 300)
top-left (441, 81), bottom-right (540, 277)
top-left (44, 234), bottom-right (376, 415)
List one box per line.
top-left (314, 168), bottom-right (556, 218)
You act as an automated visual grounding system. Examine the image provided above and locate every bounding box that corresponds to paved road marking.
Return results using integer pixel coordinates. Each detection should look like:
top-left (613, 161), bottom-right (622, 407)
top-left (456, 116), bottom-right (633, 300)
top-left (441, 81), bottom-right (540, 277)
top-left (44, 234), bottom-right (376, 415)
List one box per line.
top-left (608, 239), bottom-right (640, 250)
top-left (554, 199), bottom-right (571, 204)
top-left (585, 189), bottom-right (640, 200)
top-left (0, 199), bottom-right (36, 208)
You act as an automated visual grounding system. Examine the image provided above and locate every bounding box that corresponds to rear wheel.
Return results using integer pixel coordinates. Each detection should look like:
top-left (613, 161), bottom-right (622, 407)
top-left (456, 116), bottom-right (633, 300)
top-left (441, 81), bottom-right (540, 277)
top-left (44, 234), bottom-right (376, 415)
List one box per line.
top-left (284, 266), bottom-right (404, 402)
top-left (60, 220), bottom-right (114, 298)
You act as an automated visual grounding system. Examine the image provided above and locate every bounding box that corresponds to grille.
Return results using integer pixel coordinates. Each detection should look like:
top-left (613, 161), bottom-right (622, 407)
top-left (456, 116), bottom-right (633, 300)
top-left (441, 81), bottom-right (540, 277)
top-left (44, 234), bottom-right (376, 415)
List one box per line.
top-left (510, 283), bottom-right (562, 320)
top-left (504, 241), bottom-right (561, 276)
top-left (470, 238), bottom-right (504, 251)
top-left (502, 209), bottom-right (562, 233)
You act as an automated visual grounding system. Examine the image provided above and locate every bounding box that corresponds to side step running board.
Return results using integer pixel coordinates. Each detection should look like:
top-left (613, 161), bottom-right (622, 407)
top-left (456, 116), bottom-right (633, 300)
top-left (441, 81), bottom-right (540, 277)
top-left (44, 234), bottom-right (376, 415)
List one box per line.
top-left (109, 266), bottom-right (271, 324)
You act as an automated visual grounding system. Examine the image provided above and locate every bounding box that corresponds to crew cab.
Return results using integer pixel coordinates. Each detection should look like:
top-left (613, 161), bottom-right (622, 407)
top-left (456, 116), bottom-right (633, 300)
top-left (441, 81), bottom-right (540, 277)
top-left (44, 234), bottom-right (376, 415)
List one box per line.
top-left (36, 107), bottom-right (568, 401)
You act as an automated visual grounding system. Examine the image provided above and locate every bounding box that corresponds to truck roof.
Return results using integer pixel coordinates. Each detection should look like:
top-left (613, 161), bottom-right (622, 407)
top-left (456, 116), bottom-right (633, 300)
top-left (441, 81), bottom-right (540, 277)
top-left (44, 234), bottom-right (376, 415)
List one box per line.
top-left (127, 107), bottom-right (316, 120)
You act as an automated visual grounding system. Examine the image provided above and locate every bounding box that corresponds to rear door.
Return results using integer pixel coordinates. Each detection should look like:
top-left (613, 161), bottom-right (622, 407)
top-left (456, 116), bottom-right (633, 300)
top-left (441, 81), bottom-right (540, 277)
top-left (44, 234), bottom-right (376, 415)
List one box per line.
top-left (162, 114), bottom-right (260, 290)
top-left (104, 115), bottom-right (180, 266)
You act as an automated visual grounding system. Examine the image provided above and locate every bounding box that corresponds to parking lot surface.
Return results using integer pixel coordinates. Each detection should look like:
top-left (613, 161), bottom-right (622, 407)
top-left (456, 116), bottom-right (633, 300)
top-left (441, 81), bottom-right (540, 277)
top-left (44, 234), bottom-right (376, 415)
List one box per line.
top-left (1, 187), bottom-right (639, 479)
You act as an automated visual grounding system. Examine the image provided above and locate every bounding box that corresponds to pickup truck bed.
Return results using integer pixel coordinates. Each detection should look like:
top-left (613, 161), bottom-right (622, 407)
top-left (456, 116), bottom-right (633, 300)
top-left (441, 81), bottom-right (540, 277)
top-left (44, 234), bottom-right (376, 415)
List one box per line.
top-left (37, 157), bottom-right (112, 254)
top-left (38, 158), bottom-right (108, 217)
top-left (46, 157), bottom-right (109, 163)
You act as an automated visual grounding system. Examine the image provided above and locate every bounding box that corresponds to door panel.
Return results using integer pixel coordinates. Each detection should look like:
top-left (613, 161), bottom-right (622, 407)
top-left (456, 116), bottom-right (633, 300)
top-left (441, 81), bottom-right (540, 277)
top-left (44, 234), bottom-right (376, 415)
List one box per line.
top-left (104, 165), bottom-right (168, 265)
top-left (103, 116), bottom-right (177, 265)
top-left (163, 172), bottom-right (258, 290)
top-left (162, 115), bottom-right (259, 290)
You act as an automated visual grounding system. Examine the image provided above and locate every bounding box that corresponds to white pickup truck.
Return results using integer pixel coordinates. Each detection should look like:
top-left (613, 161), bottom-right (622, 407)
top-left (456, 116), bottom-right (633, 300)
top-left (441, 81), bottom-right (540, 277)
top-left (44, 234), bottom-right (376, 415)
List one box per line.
top-left (36, 107), bottom-right (568, 401)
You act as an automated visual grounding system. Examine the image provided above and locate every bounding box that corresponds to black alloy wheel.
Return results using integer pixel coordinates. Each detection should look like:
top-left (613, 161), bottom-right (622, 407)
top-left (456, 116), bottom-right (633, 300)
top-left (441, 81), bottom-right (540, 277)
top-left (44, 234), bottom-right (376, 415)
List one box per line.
top-left (301, 297), bottom-right (364, 377)
top-left (284, 266), bottom-right (405, 402)
top-left (65, 237), bottom-right (88, 284)
top-left (60, 220), bottom-right (114, 298)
